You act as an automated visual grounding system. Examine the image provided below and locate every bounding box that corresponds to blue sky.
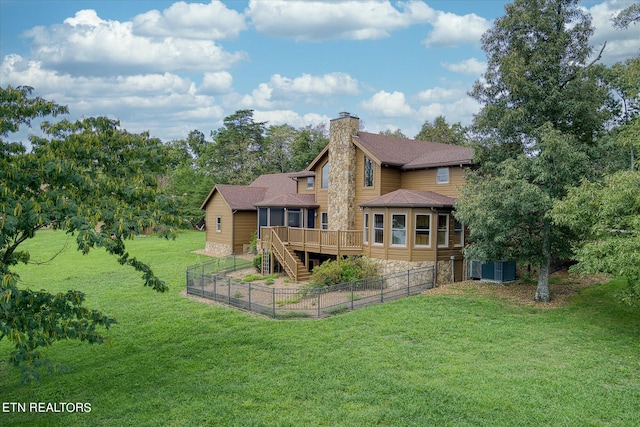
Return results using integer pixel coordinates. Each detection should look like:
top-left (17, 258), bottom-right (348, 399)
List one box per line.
top-left (1, 0), bottom-right (638, 143)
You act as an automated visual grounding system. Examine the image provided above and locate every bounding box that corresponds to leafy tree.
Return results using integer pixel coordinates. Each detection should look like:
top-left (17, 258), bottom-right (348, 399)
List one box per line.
top-left (552, 171), bottom-right (640, 305)
top-left (457, 0), bottom-right (612, 302)
top-left (0, 86), bottom-right (182, 381)
top-left (415, 116), bottom-right (467, 145)
top-left (264, 124), bottom-right (296, 173)
top-left (290, 123), bottom-right (329, 171)
top-left (612, 3), bottom-right (640, 29)
top-left (379, 128), bottom-right (407, 138)
top-left (209, 110), bottom-right (267, 185)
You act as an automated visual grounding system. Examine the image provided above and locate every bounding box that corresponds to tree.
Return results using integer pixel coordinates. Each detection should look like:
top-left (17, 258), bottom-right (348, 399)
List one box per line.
top-left (379, 128), bottom-right (407, 138)
top-left (612, 3), bottom-right (640, 29)
top-left (457, 0), bottom-right (612, 302)
top-left (552, 171), bottom-right (640, 305)
top-left (415, 116), bottom-right (467, 145)
top-left (290, 123), bottom-right (329, 171)
top-left (209, 110), bottom-right (267, 185)
top-left (264, 124), bottom-right (296, 173)
top-left (0, 86), bottom-right (182, 381)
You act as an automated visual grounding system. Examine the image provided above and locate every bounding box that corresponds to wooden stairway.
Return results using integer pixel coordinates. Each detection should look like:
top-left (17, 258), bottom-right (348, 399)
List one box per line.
top-left (264, 229), bottom-right (311, 282)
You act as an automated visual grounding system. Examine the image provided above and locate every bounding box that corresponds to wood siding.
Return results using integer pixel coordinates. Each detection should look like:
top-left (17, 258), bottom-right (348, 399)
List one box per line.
top-left (401, 167), bottom-right (466, 197)
top-left (205, 192), bottom-right (233, 246)
top-left (233, 211), bottom-right (257, 254)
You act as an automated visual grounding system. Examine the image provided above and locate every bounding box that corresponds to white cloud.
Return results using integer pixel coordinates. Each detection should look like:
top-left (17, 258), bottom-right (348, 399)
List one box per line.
top-left (247, 0), bottom-right (433, 41)
top-left (441, 58), bottom-right (486, 75)
top-left (132, 0), bottom-right (246, 40)
top-left (23, 9), bottom-right (247, 76)
top-left (270, 73), bottom-right (359, 96)
top-left (417, 86), bottom-right (468, 103)
top-left (361, 90), bottom-right (413, 117)
top-left (422, 11), bottom-right (490, 48)
top-left (583, 1), bottom-right (640, 64)
top-left (200, 72), bottom-right (233, 94)
top-left (417, 97), bottom-right (481, 126)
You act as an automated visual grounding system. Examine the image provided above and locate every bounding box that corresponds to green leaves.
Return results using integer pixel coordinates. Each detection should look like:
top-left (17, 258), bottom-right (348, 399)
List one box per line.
top-left (1, 86), bottom-right (183, 379)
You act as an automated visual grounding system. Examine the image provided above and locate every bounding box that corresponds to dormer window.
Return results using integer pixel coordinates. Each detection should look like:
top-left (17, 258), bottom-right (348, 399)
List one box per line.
top-left (364, 156), bottom-right (374, 187)
top-left (437, 167), bottom-right (449, 184)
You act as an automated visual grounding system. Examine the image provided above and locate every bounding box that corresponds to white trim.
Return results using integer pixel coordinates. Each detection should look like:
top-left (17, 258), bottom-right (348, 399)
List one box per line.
top-left (436, 167), bottom-right (449, 184)
top-left (373, 212), bottom-right (384, 245)
top-left (391, 213), bottom-right (407, 247)
top-left (363, 212), bottom-right (369, 244)
top-left (437, 213), bottom-right (449, 248)
top-left (215, 216), bottom-right (222, 233)
top-left (454, 218), bottom-right (464, 247)
top-left (414, 213), bottom-right (431, 248)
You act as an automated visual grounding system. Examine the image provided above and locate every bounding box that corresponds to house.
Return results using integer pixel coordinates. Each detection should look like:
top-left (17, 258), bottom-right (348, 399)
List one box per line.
top-left (200, 112), bottom-right (474, 283)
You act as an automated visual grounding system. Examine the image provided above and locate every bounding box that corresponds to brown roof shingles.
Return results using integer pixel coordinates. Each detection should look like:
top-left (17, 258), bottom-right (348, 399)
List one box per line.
top-left (359, 189), bottom-right (456, 208)
top-left (354, 132), bottom-right (473, 169)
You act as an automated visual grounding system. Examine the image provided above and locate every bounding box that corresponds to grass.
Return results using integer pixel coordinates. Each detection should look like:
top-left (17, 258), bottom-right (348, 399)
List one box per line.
top-left (2, 229), bottom-right (640, 426)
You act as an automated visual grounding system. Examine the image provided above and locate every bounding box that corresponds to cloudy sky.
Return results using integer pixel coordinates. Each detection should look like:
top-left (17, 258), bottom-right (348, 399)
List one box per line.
top-left (1, 0), bottom-right (638, 143)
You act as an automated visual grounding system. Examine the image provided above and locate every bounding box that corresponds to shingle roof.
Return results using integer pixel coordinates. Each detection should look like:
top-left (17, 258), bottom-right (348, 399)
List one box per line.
top-left (359, 189), bottom-right (456, 208)
top-left (255, 193), bottom-right (318, 208)
top-left (354, 132), bottom-right (473, 169)
top-left (200, 173), bottom-right (301, 210)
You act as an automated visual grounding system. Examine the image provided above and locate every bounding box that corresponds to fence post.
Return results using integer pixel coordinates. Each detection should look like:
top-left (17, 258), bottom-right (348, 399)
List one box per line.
top-left (201, 274), bottom-right (204, 297)
top-left (272, 287), bottom-right (276, 318)
top-left (228, 277), bottom-right (231, 304)
top-left (407, 270), bottom-right (410, 296)
top-left (248, 283), bottom-right (252, 312)
top-left (351, 282), bottom-right (354, 310)
top-left (380, 276), bottom-right (384, 303)
top-left (317, 289), bottom-right (321, 318)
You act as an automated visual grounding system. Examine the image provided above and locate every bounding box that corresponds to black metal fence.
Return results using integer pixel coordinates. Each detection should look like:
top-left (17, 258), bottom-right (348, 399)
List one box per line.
top-left (186, 265), bottom-right (435, 319)
top-left (185, 255), bottom-right (253, 277)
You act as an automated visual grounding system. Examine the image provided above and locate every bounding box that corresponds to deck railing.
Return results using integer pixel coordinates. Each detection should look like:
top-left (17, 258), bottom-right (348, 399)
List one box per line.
top-left (261, 226), bottom-right (363, 254)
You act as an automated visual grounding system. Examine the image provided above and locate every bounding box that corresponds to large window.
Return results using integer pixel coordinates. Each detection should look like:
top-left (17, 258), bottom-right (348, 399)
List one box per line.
top-left (288, 209), bottom-right (301, 228)
top-left (363, 212), bottom-right (369, 244)
top-left (437, 167), bottom-right (449, 184)
top-left (453, 219), bottom-right (464, 247)
top-left (437, 214), bottom-right (449, 247)
top-left (364, 156), bottom-right (374, 187)
top-left (373, 213), bottom-right (384, 245)
top-left (391, 214), bottom-right (407, 246)
top-left (321, 162), bottom-right (331, 189)
top-left (414, 214), bottom-right (431, 247)
top-left (321, 212), bottom-right (328, 230)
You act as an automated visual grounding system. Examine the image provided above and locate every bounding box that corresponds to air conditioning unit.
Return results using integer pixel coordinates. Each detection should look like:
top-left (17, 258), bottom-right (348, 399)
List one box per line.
top-left (472, 260), bottom-right (516, 282)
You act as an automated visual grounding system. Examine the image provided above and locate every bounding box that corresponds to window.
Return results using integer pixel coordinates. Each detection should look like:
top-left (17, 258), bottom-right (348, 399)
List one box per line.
top-left (364, 156), bottom-right (374, 187)
top-left (437, 167), bottom-right (449, 184)
top-left (437, 214), bottom-right (449, 247)
top-left (307, 177), bottom-right (314, 189)
top-left (216, 216), bottom-right (222, 232)
top-left (373, 213), bottom-right (384, 245)
top-left (453, 219), bottom-right (464, 247)
top-left (321, 162), bottom-right (331, 189)
top-left (414, 214), bottom-right (431, 247)
top-left (321, 212), bottom-right (328, 230)
top-left (288, 209), bottom-right (301, 228)
top-left (391, 214), bottom-right (407, 246)
top-left (363, 212), bottom-right (369, 244)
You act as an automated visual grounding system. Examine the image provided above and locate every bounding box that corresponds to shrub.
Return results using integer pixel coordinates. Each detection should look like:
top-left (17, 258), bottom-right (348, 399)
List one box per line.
top-left (309, 256), bottom-right (379, 288)
top-left (253, 254), bottom-right (262, 272)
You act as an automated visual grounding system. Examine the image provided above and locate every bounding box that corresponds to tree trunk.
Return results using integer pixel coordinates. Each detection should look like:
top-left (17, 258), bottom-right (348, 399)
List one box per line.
top-left (535, 224), bottom-right (552, 302)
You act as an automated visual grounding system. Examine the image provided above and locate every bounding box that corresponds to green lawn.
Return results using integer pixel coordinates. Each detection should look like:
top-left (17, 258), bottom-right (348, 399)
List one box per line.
top-left (2, 229), bottom-right (640, 426)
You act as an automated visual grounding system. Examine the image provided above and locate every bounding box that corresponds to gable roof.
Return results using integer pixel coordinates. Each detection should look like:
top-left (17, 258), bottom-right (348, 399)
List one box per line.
top-left (306, 131), bottom-right (473, 172)
top-left (200, 172), bottom-right (299, 210)
top-left (359, 189), bottom-right (456, 208)
top-left (354, 132), bottom-right (474, 170)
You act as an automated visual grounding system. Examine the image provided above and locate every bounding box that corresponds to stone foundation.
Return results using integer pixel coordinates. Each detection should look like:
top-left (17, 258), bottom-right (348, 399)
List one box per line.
top-left (369, 258), bottom-right (434, 275)
top-left (436, 260), bottom-right (452, 285)
top-left (205, 241), bottom-right (233, 257)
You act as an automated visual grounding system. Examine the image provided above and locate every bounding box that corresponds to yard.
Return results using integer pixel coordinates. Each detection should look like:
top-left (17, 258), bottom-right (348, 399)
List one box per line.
top-left (2, 229), bottom-right (640, 426)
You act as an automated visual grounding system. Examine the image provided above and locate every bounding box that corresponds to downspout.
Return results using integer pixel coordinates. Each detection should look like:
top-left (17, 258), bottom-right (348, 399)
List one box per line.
top-left (232, 210), bottom-right (237, 255)
top-left (431, 207), bottom-right (439, 286)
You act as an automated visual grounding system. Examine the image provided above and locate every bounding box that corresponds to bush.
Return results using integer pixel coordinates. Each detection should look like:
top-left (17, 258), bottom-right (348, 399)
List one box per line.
top-left (309, 256), bottom-right (379, 288)
top-left (253, 254), bottom-right (262, 272)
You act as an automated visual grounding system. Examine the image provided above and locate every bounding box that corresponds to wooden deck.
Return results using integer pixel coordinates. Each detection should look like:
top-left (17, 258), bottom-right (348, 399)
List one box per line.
top-left (264, 226), bottom-right (363, 257)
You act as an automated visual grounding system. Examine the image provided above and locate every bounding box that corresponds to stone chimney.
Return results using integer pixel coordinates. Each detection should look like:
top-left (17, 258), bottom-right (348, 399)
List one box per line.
top-left (328, 112), bottom-right (359, 230)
